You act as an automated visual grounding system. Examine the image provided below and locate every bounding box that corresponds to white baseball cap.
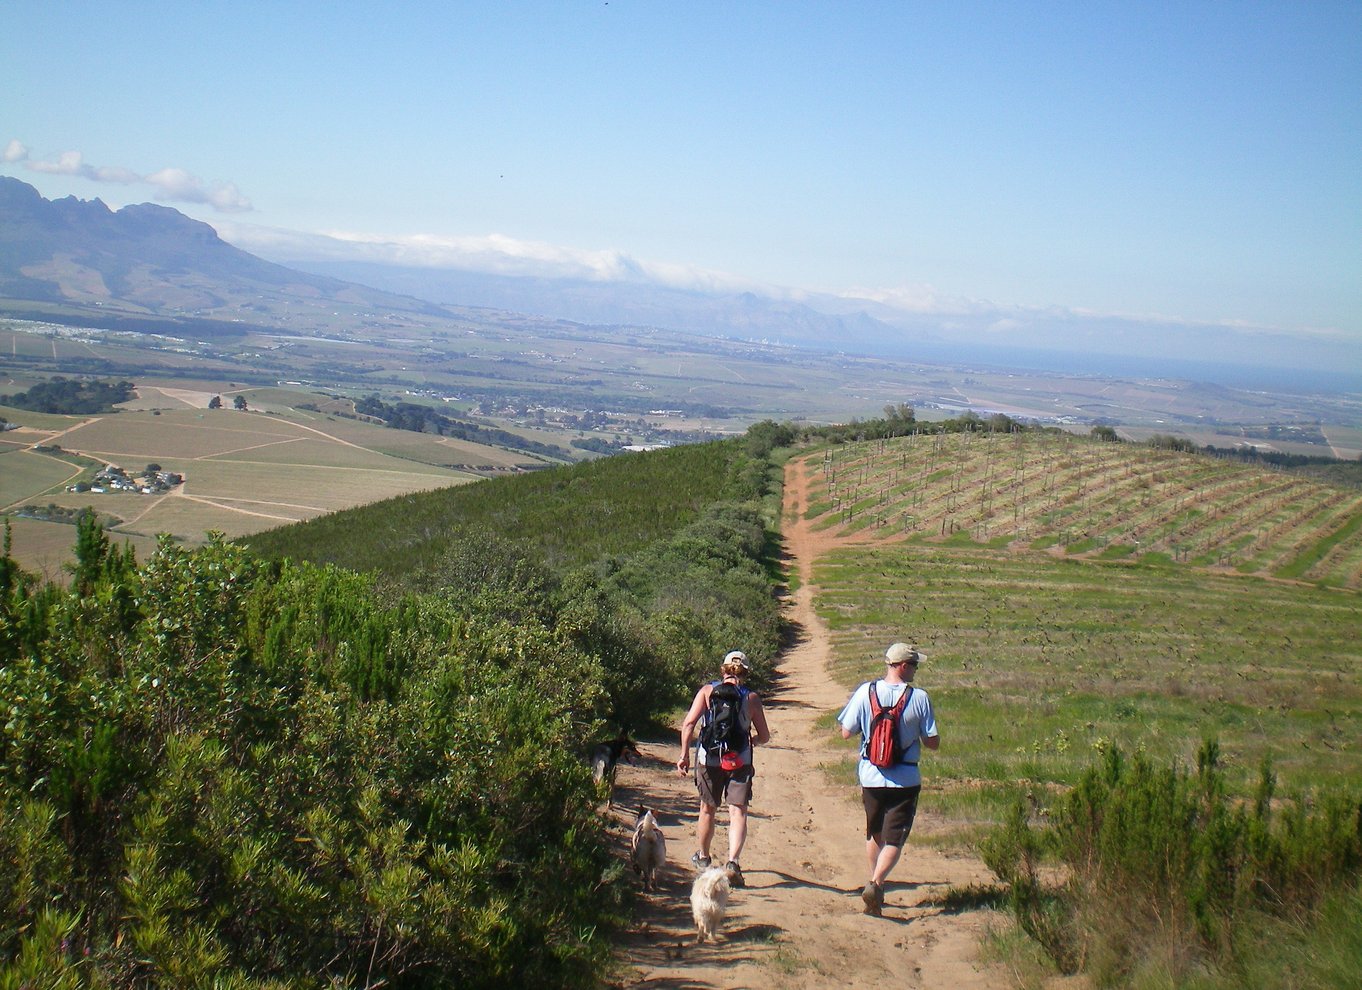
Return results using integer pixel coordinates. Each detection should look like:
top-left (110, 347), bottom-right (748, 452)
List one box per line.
top-left (722, 650), bottom-right (751, 672)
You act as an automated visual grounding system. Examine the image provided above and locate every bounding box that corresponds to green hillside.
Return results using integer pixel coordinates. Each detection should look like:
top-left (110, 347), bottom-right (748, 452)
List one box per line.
top-left (802, 431), bottom-right (1361, 799)
top-left (244, 438), bottom-right (759, 580)
top-left (4, 424), bottom-right (1356, 988)
top-left (795, 435), bottom-right (1362, 988)
top-left (0, 430), bottom-right (786, 987)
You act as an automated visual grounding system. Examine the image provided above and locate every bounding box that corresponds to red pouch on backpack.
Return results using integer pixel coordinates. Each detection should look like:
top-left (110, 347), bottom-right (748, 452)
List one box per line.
top-left (720, 751), bottom-right (743, 771)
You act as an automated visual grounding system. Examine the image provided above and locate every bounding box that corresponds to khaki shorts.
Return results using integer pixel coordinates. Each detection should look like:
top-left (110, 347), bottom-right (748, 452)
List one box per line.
top-left (696, 763), bottom-right (754, 808)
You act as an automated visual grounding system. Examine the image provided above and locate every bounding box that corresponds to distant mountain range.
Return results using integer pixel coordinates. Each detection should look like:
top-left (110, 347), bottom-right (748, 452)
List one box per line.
top-left (275, 257), bottom-right (931, 354)
top-left (2, 177), bottom-right (1356, 390)
top-left (0, 176), bottom-right (448, 333)
top-left (0, 176), bottom-right (910, 355)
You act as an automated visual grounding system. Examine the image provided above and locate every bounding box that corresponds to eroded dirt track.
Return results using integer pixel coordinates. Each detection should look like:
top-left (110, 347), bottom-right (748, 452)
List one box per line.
top-left (608, 455), bottom-right (1009, 989)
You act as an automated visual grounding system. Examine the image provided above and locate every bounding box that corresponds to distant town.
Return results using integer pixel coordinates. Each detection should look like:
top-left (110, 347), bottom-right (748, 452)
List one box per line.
top-left (67, 465), bottom-right (184, 495)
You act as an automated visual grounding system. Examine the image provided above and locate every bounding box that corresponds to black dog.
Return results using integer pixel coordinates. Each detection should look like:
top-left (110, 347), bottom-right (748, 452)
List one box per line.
top-left (590, 735), bottom-right (642, 807)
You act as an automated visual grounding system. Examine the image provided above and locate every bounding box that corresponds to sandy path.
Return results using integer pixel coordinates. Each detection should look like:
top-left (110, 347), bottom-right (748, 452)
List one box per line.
top-left (608, 455), bottom-right (1008, 988)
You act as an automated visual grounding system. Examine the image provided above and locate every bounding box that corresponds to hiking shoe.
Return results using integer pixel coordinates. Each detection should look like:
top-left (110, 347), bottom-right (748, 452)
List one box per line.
top-left (726, 861), bottom-right (745, 888)
top-left (861, 881), bottom-right (883, 917)
top-left (690, 852), bottom-right (711, 870)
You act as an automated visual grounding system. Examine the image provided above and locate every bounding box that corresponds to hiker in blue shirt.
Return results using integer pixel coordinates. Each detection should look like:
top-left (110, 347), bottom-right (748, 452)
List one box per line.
top-left (677, 650), bottom-right (771, 888)
top-left (837, 642), bottom-right (939, 916)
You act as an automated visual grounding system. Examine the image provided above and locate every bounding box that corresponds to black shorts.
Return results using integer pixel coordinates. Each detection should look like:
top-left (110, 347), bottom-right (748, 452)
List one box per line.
top-left (862, 785), bottom-right (921, 847)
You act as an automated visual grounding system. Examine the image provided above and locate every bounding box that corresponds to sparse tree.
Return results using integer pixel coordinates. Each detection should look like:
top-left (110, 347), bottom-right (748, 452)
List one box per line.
top-left (68, 509), bottom-right (110, 596)
top-left (233, 395), bottom-right (248, 411)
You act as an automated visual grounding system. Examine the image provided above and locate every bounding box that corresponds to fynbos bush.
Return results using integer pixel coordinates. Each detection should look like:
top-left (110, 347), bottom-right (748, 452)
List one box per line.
top-left (983, 741), bottom-right (1362, 984)
top-left (0, 534), bottom-right (623, 987)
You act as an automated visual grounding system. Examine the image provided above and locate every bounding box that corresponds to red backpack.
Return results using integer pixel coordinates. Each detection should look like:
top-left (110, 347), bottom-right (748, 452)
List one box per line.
top-left (865, 682), bottom-right (913, 768)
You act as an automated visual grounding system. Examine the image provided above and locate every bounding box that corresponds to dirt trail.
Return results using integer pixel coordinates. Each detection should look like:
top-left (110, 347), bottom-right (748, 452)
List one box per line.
top-left (609, 455), bottom-right (1009, 989)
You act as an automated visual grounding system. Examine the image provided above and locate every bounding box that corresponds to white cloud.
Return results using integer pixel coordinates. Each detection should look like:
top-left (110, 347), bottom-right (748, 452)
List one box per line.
top-left (840, 283), bottom-right (989, 316)
top-left (218, 222), bottom-right (763, 294)
top-left (144, 167), bottom-right (252, 212)
top-left (25, 149), bottom-right (86, 175)
top-left (5, 139), bottom-right (252, 213)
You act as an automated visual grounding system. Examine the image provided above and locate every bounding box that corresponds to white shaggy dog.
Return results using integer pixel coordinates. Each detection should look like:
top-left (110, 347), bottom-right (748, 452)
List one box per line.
top-left (629, 807), bottom-right (666, 891)
top-left (690, 862), bottom-right (739, 943)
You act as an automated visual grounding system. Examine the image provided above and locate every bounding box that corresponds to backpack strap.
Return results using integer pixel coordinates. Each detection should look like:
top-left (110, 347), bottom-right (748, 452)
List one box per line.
top-left (867, 679), bottom-right (883, 718)
top-left (892, 686), bottom-right (913, 718)
top-left (862, 680), bottom-right (882, 761)
top-left (867, 680), bottom-right (910, 717)
top-left (892, 687), bottom-right (914, 763)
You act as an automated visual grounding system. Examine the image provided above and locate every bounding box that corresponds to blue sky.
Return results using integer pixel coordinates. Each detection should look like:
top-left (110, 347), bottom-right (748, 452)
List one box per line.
top-left (4, 2), bottom-right (1360, 341)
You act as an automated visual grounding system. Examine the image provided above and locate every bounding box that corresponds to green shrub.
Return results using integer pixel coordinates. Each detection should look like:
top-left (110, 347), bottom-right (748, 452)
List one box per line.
top-left (0, 533), bottom-right (623, 987)
top-left (981, 741), bottom-right (1362, 986)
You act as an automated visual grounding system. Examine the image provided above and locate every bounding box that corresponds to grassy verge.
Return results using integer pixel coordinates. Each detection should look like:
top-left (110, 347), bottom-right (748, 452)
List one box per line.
top-left (813, 542), bottom-right (1360, 812)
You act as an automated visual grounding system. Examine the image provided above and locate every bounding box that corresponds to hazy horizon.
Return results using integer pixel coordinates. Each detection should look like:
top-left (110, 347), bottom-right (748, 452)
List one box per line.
top-left (4, 3), bottom-right (1359, 377)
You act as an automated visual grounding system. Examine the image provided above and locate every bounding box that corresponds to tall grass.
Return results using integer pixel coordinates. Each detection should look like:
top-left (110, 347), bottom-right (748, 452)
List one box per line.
top-left (814, 542), bottom-right (1361, 799)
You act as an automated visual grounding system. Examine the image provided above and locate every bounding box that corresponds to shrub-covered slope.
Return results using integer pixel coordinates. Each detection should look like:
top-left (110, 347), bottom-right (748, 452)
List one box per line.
top-left (244, 439), bottom-right (757, 579)
top-left (0, 432), bottom-right (786, 986)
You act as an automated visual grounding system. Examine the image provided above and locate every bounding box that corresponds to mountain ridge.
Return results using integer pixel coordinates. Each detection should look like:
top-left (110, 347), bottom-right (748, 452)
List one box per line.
top-left (0, 176), bottom-right (450, 325)
top-left (0, 177), bottom-right (931, 359)
top-left (3, 177), bottom-right (1357, 390)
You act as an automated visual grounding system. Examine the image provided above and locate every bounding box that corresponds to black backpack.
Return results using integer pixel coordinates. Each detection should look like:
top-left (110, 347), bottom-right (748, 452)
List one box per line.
top-left (865, 682), bottom-right (913, 768)
top-left (699, 681), bottom-right (748, 760)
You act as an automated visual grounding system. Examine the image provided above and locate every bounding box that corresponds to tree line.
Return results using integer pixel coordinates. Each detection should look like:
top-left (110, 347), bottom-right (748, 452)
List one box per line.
top-left (3, 377), bottom-right (135, 414)
top-left (353, 393), bottom-right (573, 461)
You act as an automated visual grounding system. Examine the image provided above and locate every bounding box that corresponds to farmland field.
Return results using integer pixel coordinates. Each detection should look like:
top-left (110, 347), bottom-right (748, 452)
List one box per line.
top-left (791, 436), bottom-right (1362, 830)
top-left (0, 402), bottom-right (482, 573)
top-left (0, 515), bottom-right (162, 582)
top-left (0, 447), bottom-right (88, 504)
top-left (805, 430), bottom-right (1362, 588)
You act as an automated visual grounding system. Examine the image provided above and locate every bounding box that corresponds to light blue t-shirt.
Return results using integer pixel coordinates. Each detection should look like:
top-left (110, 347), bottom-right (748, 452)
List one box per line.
top-left (838, 680), bottom-right (937, 788)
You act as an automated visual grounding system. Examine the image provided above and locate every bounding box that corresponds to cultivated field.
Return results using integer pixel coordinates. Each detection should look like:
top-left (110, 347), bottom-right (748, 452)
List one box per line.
top-left (806, 430), bottom-right (1362, 587)
top-left (791, 435), bottom-right (1362, 833)
top-left (0, 515), bottom-right (162, 583)
top-left (0, 402), bottom-right (485, 573)
top-left (0, 446), bottom-right (89, 505)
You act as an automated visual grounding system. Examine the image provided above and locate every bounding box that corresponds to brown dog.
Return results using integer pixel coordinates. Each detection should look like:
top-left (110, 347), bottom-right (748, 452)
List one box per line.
top-left (589, 735), bottom-right (642, 807)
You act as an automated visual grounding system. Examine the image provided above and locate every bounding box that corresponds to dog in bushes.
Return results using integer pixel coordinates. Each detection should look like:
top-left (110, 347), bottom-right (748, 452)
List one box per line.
top-left (589, 734), bottom-right (642, 807)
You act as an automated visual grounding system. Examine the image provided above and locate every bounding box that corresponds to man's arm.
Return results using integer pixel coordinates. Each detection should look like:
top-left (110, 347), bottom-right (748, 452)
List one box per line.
top-left (923, 734), bottom-right (940, 751)
top-left (837, 685), bottom-right (863, 740)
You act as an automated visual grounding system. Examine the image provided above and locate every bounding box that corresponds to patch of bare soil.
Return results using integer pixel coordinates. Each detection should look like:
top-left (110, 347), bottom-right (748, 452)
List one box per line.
top-left (606, 455), bottom-right (1013, 989)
